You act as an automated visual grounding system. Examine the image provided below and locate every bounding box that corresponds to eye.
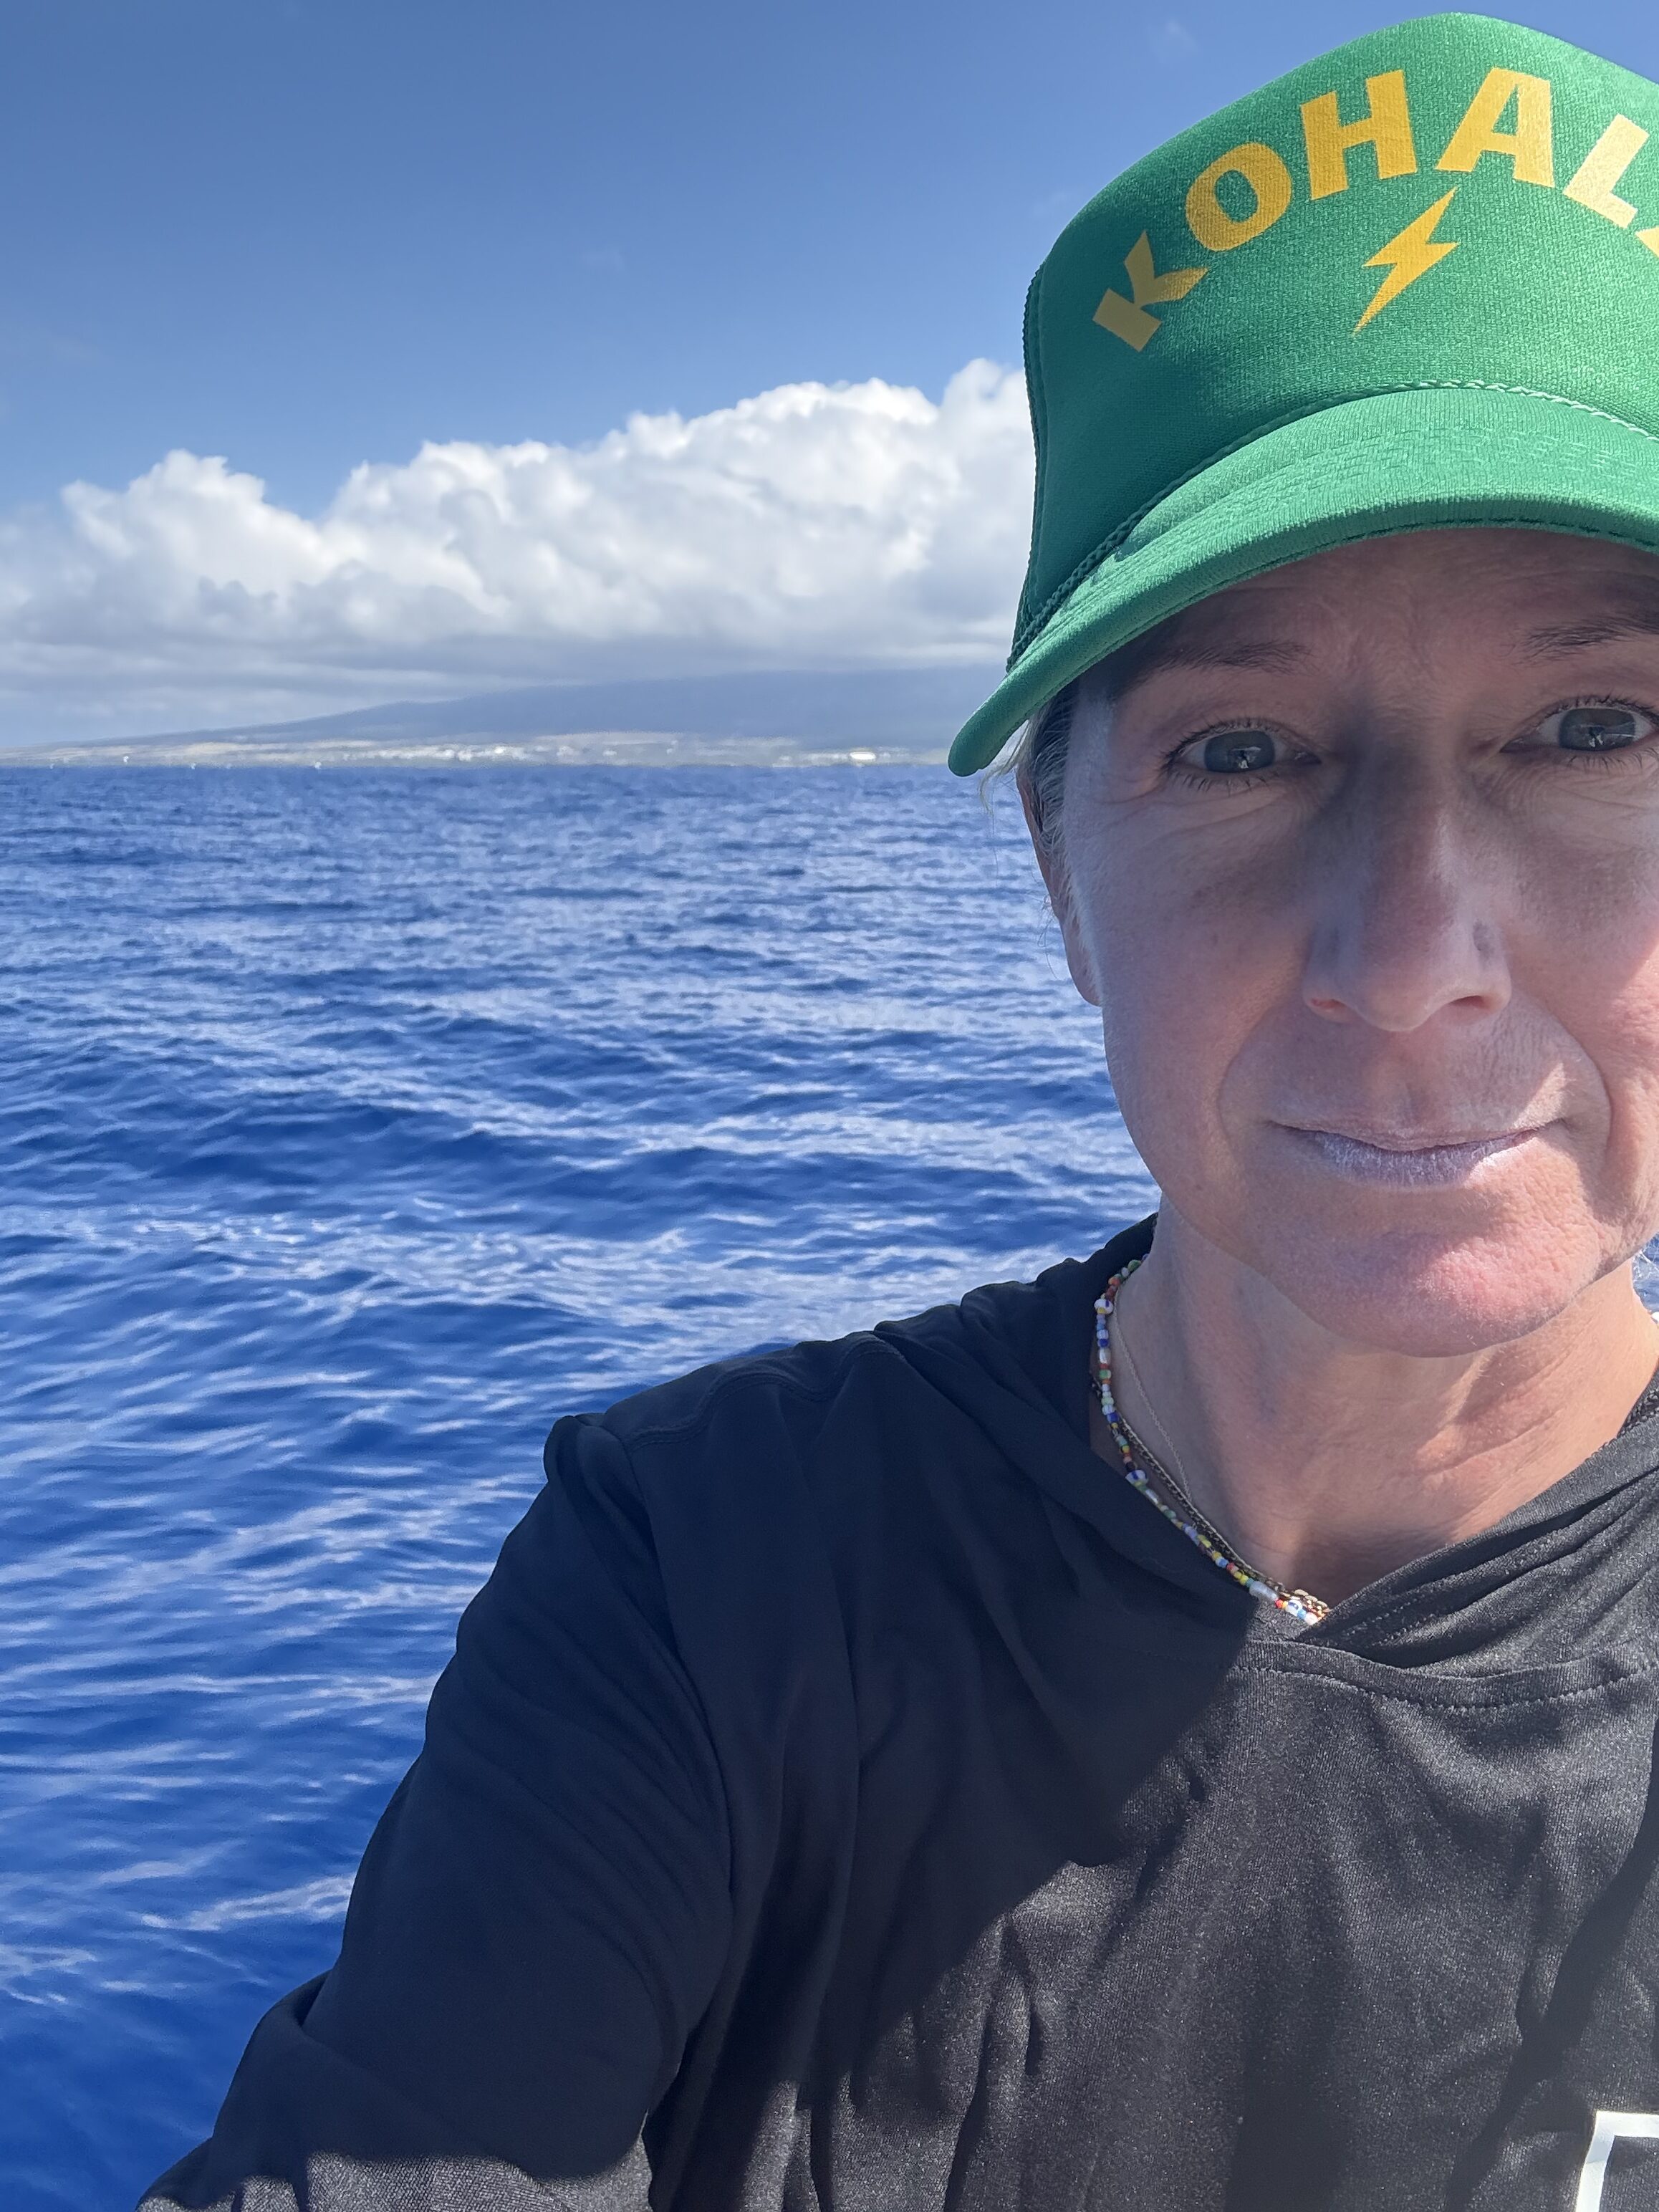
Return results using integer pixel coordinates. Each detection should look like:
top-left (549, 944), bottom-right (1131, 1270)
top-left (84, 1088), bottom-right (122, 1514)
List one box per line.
top-left (1534, 701), bottom-right (1656, 753)
top-left (1173, 726), bottom-right (1286, 777)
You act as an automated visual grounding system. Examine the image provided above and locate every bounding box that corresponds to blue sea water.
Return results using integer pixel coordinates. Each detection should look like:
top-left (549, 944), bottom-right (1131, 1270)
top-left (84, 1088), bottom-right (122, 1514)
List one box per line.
top-left (0, 766), bottom-right (1154, 2211)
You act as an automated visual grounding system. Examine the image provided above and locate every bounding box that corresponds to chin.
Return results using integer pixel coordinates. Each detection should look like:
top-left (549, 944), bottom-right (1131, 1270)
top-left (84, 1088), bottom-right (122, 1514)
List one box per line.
top-left (1258, 1218), bottom-right (1606, 1357)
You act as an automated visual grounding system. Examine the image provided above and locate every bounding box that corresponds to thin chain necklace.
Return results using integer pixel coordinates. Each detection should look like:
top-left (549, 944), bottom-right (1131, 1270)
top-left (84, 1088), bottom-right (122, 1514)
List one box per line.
top-left (1093, 1258), bottom-right (1329, 1627)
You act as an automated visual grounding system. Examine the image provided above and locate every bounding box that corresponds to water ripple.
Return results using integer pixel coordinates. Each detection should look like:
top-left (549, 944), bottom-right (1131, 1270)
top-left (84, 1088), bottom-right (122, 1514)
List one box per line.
top-left (0, 766), bottom-right (1152, 2208)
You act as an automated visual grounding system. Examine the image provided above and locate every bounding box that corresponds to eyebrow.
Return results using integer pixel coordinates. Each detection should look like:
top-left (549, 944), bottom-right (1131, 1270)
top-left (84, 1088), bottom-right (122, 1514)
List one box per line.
top-left (1521, 605), bottom-right (1659, 657)
top-left (1105, 633), bottom-right (1306, 700)
top-left (1111, 602), bottom-right (1659, 690)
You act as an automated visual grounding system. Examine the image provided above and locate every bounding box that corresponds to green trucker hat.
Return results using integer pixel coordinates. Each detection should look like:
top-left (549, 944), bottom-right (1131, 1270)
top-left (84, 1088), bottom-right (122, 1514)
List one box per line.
top-left (949, 11), bottom-right (1659, 774)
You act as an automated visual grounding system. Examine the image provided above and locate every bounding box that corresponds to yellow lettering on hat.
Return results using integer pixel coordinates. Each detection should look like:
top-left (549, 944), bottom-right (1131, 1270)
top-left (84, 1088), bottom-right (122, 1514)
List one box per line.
top-left (1436, 68), bottom-right (1554, 186)
top-left (1302, 71), bottom-right (1418, 199)
top-left (1186, 143), bottom-right (1294, 251)
top-left (1093, 233), bottom-right (1208, 350)
top-left (1638, 226), bottom-right (1659, 258)
top-left (1564, 115), bottom-right (1648, 228)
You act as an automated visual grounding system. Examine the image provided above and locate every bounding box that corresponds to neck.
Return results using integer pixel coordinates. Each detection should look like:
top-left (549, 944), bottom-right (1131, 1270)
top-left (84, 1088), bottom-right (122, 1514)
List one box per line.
top-left (1099, 1211), bottom-right (1659, 1606)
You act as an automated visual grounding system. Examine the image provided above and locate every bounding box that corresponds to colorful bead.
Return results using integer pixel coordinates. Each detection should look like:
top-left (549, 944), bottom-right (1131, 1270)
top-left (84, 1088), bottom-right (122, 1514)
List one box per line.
top-left (1095, 1259), bottom-right (1327, 1627)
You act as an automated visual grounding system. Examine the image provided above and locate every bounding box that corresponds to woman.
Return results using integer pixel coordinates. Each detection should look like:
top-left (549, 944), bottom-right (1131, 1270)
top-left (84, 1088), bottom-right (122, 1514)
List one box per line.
top-left (148, 15), bottom-right (1659, 2210)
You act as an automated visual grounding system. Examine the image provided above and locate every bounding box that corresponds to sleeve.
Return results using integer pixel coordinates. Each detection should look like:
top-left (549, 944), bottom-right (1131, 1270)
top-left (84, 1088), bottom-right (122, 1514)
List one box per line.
top-left (141, 1415), bottom-right (735, 2211)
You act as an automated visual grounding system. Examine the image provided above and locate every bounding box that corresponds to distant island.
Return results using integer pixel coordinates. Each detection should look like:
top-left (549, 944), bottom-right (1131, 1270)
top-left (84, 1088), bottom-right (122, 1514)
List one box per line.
top-left (1, 665), bottom-right (1001, 768)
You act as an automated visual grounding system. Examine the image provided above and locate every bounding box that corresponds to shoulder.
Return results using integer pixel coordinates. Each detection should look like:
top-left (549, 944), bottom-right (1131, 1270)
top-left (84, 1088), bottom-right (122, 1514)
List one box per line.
top-left (522, 1225), bottom-right (1147, 1637)
top-left (490, 1231), bottom-right (1145, 1771)
top-left (577, 1244), bottom-right (1102, 1468)
top-left (542, 1327), bottom-right (948, 1569)
top-left (552, 1231), bottom-right (1139, 1526)
top-left (596, 1328), bottom-right (895, 1452)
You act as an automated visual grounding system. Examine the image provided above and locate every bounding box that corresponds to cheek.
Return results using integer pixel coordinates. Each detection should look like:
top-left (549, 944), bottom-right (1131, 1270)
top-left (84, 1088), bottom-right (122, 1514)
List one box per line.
top-left (1524, 845), bottom-right (1659, 1203)
top-left (1577, 958), bottom-right (1659, 1225)
top-left (1087, 842), bottom-right (1294, 1178)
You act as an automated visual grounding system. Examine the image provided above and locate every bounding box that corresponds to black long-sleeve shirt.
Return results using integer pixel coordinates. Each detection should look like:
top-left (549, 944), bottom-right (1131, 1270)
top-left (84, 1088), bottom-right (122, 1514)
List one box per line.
top-left (144, 1216), bottom-right (1659, 2210)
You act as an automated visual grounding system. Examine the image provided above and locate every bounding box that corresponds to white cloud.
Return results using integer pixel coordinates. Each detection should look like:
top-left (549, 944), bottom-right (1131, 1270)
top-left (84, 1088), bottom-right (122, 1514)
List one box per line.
top-left (0, 360), bottom-right (1032, 740)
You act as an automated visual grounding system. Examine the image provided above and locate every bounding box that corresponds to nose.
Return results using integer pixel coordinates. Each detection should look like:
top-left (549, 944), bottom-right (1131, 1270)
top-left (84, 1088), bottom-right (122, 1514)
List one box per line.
top-left (1300, 768), bottom-right (1511, 1031)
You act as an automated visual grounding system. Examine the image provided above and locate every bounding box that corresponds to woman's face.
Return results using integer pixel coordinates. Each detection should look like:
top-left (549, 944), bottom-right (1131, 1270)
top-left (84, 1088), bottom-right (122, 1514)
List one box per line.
top-left (1046, 529), bottom-right (1659, 1356)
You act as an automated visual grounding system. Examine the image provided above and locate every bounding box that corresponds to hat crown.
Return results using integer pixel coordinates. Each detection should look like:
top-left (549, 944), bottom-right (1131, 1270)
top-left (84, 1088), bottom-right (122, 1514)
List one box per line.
top-left (1017, 13), bottom-right (1659, 663)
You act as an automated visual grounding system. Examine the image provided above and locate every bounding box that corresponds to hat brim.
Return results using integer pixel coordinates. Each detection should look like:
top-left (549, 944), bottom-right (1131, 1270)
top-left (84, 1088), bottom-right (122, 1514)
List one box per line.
top-left (948, 383), bottom-right (1659, 776)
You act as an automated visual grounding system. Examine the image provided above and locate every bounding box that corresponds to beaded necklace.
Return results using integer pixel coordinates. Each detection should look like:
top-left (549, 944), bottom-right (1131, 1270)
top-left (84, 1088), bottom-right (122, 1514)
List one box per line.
top-left (1093, 1257), bottom-right (1329, 1627)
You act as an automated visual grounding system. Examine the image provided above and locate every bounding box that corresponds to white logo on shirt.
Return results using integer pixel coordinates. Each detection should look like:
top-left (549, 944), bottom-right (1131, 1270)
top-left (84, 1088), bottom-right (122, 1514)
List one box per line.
top-left (1575, 2111), bottom-right (1659, 2210)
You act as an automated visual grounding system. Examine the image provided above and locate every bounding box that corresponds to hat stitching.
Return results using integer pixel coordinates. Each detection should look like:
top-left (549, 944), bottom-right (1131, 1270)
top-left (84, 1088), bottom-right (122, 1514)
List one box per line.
top-left (1008, 378), bottom-right (1659, 668)
top-left (1414, 378), bottom-right (1659, 438)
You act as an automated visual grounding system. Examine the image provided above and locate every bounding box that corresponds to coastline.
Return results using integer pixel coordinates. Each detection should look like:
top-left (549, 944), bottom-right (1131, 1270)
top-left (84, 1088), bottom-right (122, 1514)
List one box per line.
top-left (0, 731), bottom-right (946, 769)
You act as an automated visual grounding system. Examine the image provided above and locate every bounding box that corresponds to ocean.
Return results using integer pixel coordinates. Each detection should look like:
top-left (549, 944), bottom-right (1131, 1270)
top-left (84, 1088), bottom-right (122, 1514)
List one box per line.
top-left (0, 765), bottom-right (1155, 2209)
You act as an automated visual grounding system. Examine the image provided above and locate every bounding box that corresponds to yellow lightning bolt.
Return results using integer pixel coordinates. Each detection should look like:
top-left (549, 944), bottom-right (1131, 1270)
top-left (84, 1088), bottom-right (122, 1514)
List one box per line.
top-left (1355, 189), bottom-right (1459, 332)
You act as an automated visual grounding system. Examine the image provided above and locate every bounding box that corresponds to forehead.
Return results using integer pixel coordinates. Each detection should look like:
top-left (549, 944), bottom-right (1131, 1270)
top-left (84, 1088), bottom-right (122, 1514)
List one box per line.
top-left (1099, 530), bottom-right (1659, 698)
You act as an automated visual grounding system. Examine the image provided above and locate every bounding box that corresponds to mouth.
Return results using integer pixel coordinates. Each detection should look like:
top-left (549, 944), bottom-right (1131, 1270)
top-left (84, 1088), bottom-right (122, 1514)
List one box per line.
top-left (1280, 1124), bottom-right (1547, 1188)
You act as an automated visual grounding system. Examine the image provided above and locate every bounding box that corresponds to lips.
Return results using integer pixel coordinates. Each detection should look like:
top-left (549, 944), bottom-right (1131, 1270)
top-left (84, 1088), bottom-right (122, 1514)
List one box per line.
top-left (1281, 1123), bottom-right (1544, 1187)
top-left (1289, 1122), bottom-right (1542, 1152)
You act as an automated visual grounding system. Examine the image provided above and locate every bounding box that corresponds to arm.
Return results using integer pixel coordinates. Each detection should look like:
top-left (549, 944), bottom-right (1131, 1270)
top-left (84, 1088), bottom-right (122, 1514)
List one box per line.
top-left (143, 1415), bottom-right (733, 2211)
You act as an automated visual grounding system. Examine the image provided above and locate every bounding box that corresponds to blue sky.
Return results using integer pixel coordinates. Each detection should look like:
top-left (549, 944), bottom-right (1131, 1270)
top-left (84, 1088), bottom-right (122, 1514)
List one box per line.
top-left (4, 0), bottom-right (1658, 739)
top-left (9, 0), bottom-right (1658, 511)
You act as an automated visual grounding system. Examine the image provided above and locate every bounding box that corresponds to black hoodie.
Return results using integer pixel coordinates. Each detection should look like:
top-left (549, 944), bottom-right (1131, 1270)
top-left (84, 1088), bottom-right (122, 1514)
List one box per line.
top-left (143, 1217), bottom-right (1659, 2212)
